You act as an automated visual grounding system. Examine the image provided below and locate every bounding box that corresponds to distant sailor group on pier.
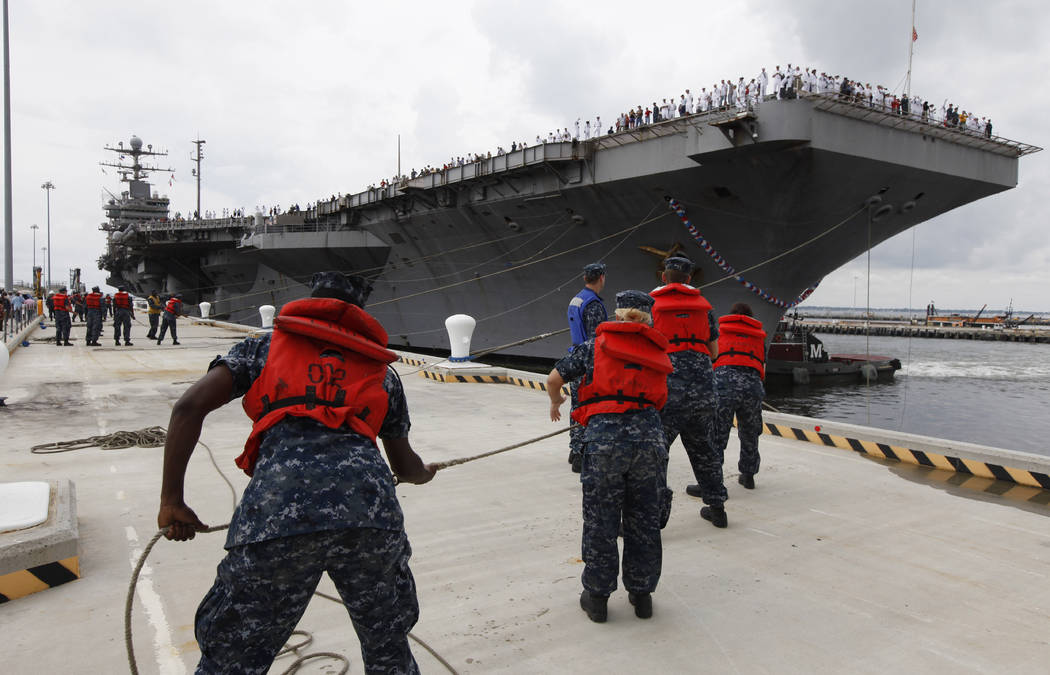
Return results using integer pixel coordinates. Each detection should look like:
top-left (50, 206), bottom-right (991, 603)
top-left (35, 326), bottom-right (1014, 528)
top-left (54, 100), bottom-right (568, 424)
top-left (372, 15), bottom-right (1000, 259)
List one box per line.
top-left (46, 286), bottom-right (185, 347)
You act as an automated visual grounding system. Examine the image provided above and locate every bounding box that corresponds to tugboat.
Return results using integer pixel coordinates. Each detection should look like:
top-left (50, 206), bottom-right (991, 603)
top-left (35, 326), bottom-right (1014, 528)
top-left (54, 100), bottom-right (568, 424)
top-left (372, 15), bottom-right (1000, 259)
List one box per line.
top-left (766, 315), bottom-right (901, 385)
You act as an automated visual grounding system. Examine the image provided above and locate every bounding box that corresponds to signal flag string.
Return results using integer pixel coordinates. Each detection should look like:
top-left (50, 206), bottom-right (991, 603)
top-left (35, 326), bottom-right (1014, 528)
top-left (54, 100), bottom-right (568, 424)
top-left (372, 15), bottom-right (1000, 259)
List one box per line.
top-left (666, 197), bottom-right (818, 309)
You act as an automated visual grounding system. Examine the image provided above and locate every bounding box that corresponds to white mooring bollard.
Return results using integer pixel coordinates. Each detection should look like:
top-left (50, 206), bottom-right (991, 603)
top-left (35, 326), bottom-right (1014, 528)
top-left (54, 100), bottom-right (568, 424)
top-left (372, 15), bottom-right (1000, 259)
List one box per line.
top-left (444, 314), bottom-right (476, 364)
top-left (259, 305), bottom-right (276, 329)
top-left (199, 301), bottom-right (212, 319)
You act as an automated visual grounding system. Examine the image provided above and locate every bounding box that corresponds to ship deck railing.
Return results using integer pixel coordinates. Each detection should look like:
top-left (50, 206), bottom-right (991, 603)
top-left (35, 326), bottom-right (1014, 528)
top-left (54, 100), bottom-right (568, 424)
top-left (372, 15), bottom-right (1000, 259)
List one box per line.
top-left (245, 220), bottom-right (344, 235)
top-left (798, 90), bottom-right (1042, 158)
top-left (307, 140), bottom-right (589, 220)
top-left (103, 216), bottom-right (257, 234)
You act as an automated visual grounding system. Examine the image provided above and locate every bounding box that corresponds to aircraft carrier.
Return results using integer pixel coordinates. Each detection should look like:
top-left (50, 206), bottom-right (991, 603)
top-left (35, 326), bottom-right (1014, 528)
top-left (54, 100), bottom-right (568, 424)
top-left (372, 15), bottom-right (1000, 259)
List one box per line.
top-left (97, 91), bottom-right (1040, 359)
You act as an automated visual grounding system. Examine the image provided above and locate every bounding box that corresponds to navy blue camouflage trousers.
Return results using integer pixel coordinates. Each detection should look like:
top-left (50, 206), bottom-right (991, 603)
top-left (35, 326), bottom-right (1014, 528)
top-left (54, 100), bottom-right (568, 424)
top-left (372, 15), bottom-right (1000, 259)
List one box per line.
top-left (195, 528), bottom-right (420, 675)
top-left (86, 309), bottom-right (103, 344)
top-left (712, 366), bottom-right (766, 476)
top-left (54, 311), bottom-right (71, 343)
top-left (113, 308), bottom-right (132, 343)
top-left (661, 409), bottom-right (727, 506)
top-left (580, 439), bottom-right (665, 596)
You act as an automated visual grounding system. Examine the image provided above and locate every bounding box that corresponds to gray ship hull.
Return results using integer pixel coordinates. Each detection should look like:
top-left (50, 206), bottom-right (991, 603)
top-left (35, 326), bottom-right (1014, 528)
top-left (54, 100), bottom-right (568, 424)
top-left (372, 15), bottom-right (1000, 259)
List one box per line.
top-left (102, 94), bottom-right (1037, 360)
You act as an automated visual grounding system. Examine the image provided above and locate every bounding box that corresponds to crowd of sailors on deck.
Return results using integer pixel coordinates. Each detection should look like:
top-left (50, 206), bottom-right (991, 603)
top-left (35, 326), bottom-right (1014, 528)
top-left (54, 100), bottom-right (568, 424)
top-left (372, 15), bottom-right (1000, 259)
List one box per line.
top-left (597, 64), bottom-right (993, 140)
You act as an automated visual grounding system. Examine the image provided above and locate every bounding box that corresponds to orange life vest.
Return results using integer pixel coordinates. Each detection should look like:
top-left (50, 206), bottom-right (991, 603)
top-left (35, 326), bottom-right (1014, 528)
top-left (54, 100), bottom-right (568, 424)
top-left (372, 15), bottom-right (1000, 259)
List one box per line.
top-left (53, 293), bottom-right (70, 312)
top-left (713, 314), bottom-right (768, 379)
top-left (113, 291), bottom-right (132, 309)
top-left (650, 283), bottom-right (712, 355)
top-left (237, 297), bottom-right (398, 476)
top-left (164, 298), bottom-right (180, 314)
top-left (572, 322), bottom-right (672, 426)
top-left (85, 292), bottom-right (102, 309)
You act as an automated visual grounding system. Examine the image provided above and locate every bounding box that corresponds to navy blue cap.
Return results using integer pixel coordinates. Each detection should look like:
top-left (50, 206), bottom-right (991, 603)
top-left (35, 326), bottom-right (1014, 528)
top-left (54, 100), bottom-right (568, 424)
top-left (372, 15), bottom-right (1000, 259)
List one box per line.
top-left (616, 290), bottom-right (654, 312)
top-left (583, 262), bottom-right (607, 276)
top-left (663, 256), bottom-right (694, 274)
top-left (310, 271), bottom-right (373, 308)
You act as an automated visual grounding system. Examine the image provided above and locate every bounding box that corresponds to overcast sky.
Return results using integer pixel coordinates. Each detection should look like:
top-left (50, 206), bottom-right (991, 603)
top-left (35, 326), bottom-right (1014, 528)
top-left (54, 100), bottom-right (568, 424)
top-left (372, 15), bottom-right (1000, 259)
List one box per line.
top-left (2, 0), bottom-right (1047, 311)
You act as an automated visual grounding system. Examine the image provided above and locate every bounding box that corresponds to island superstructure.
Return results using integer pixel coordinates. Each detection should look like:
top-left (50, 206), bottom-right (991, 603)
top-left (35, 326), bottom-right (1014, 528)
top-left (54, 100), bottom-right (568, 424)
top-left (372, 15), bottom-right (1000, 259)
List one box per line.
top-left (98, 92), bottom-right (1041, 359)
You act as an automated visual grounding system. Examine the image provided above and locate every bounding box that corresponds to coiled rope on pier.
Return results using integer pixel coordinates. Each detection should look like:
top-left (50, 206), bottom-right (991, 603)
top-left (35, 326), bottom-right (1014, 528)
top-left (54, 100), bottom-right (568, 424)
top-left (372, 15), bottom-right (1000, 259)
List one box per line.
top-left (125, 422), bottom-right (573, 672)
top-left (31, 426), bottom-right (168, 454)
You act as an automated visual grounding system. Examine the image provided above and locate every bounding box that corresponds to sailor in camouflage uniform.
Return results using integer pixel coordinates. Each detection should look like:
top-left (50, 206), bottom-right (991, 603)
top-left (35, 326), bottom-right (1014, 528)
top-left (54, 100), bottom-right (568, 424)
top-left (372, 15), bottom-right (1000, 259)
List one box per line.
top-left (711, 303), bottom-right (768, 490)
top-left (548, 290), bottom-right (672, 622)
top-left (158, 271), bottom-right (436, 675)
top-left (565, 262), bottom-right (608, 473)
top-left (649, 256), bottom-right (728, 528)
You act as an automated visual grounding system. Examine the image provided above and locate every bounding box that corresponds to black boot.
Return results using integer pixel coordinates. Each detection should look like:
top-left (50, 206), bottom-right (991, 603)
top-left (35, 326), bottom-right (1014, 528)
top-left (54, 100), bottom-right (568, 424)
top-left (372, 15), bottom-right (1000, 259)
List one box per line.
top-left (125, 341), bottom-right (134, 346)
top-left (172, 340), bottom-right (180, 345)
top-left (628, 592), bottom-right (653, 619)
top-left (579, 591), bottom-right (608, 623)
top-left (700, 505), bottom-right (728, 528)
top-left (738, 473), bottom-right (755, 489)
top-left (685, 484), bottom-right (703, 498)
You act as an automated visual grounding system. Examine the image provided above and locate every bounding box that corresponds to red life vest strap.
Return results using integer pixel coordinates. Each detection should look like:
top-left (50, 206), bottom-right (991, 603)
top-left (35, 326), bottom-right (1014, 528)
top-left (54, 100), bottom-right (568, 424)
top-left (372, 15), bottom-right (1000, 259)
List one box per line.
top-left (253, 387), bottom-right (378, 429)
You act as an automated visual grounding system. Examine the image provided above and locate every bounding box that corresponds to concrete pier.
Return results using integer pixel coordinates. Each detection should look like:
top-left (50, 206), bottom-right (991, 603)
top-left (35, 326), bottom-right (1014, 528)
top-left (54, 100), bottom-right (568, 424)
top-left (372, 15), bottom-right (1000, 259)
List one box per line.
top-left (805, 320), bottom-right (1050, 343)
top-left (1, 320), bottom-right (1048, 673)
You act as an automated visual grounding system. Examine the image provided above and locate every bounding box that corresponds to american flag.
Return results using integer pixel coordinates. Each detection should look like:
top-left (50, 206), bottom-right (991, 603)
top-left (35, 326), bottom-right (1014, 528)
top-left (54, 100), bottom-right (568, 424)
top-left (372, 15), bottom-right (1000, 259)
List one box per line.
top-left (912, 27), bottom-right (918, 41)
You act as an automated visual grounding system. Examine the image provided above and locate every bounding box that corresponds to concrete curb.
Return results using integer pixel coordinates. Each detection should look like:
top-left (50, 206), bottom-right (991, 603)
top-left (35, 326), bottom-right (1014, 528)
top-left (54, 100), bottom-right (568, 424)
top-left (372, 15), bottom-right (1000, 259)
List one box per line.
top-left (189, 317), bottom-right (262, 334)
top-left (761, 412), bottom-right (1050, 490)
top-left (394, 351), bottom-right (570, 395)
top-left (0, 480), bottom-right (80, 602)
top-left (5, 319), bottom-right (42, 354)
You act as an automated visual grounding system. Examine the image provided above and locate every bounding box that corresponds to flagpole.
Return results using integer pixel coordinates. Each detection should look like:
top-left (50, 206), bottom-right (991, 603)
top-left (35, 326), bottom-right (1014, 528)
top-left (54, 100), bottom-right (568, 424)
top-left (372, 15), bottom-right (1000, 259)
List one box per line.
top-left (906, 0), bottom-right (916, 100)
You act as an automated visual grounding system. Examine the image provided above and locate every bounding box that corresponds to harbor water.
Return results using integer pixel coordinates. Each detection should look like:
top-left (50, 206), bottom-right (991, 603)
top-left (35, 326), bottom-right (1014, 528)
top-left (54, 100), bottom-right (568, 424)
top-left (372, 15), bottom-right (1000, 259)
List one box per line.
top-left (765, 332), bottom-right (1050, 457)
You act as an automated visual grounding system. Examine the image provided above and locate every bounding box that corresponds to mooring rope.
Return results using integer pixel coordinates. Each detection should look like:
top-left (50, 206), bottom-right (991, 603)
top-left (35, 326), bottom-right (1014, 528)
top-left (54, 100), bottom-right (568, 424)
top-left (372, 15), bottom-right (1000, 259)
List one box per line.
top-left (430, 425), bottom-right (574, 470)
top-left (31, 427), bottom-right (168, 454)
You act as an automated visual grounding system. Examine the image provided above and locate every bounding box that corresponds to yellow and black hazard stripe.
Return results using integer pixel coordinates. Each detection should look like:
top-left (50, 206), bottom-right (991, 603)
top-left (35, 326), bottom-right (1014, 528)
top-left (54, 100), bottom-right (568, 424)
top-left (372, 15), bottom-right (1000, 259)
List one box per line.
top-left (397, 355), bottom-right (429, 368)
top-left (420, 370), bottom-right (506, 384)
top-left (504, 376), bottom-right (570, 397)
top-left (0, 556), bottom-right (80, 603)
top-left (762, 421), bottom-right (1050, 490)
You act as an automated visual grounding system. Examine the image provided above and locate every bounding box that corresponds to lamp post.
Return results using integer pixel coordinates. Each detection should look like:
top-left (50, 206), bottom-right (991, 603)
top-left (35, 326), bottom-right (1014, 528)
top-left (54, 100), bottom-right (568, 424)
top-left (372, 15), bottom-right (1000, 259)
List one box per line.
top-left (41, 181), bottom-right (53, 289)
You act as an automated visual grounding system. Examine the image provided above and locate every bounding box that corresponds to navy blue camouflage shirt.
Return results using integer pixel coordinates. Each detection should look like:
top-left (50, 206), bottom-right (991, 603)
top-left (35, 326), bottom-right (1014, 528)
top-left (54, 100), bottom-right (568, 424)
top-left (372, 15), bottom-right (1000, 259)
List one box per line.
top-left (210, 333), bottom-right (410, 549)
top-left (555, 337), bottom-right (666, 445)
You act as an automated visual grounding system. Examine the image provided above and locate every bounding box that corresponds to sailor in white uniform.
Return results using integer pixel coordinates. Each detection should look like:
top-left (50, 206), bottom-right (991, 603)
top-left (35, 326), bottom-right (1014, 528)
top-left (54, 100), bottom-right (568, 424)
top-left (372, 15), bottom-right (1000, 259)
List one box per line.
top-left (772, 67), bottom-right (783, 99)
top-left (758, 68), bottom-right (768, 98)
